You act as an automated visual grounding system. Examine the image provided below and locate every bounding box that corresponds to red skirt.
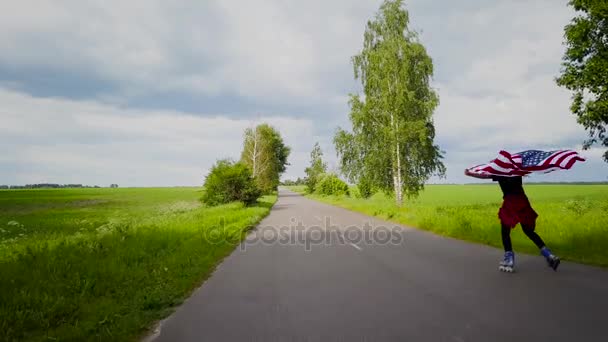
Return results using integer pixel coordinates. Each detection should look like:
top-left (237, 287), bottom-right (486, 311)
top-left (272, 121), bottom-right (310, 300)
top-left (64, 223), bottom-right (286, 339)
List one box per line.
top-left (498, 194), bottom-right (538, 229)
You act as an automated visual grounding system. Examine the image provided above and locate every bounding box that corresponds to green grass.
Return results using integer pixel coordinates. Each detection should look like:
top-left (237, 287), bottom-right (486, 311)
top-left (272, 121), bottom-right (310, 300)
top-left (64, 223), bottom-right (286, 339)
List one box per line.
top-left (0, 188), bottom-right (276, 341)
top-left (287, 184), bottom-right (608, 267)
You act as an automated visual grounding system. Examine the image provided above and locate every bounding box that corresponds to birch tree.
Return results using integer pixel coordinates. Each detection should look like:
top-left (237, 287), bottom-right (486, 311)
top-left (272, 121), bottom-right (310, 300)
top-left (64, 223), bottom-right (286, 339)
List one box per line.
top-left (304, 142), bottom-right (327, 193)
top-left (241, 123), bottom-right (291, 193)
top-left (241, 125), bottom-right (267, 178)
top-left (334, 0), bottom-right (445, 206)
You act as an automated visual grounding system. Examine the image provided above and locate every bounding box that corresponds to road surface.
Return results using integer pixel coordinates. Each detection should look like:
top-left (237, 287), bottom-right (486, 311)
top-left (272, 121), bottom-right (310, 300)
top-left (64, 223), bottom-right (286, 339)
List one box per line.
top-left (148, 189), bottom-right (608, 342)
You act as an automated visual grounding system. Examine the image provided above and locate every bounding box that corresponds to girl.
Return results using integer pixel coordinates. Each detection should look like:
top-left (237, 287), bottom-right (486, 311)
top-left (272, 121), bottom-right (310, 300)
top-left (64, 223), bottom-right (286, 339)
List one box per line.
top-left (464, 169), bottom-right (560, 272)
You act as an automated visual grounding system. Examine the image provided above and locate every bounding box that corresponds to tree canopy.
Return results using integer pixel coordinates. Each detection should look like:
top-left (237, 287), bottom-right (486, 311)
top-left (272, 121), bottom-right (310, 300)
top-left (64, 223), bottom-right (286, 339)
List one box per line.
top-left (556, 0), bottom-right (608, 162)
top-left (202, 159), bottom-right (261, 206)
top-left (304, 142), bottom-right (328, 193)
top-left (241, 123), bottom-right (291, 193)
top-left (334, 0), bottom-right (445, 205)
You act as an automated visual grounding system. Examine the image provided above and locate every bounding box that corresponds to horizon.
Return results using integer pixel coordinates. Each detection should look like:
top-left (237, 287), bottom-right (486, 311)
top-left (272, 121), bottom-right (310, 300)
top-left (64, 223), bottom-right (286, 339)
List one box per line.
top-left (3, 180), bottom-right (608, 189)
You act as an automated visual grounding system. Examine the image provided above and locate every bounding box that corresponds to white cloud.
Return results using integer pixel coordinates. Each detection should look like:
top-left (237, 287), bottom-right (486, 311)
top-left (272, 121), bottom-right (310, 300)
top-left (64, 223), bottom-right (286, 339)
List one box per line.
top-left (435, 77), bottom-right (585, 150)
top-left (421, 0), bottom-right (608, 182)
top-left (0, 0), bottom-right (381, 106)
top-left (0, 87), bottom-right (312, 186)
top-left (0, 0), bottom-right (606, 185)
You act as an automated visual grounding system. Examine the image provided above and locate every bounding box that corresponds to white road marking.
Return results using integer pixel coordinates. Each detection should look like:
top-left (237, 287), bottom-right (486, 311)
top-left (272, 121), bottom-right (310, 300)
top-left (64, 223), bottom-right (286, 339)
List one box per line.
top-left (350, 243), bottom-right (362, 251)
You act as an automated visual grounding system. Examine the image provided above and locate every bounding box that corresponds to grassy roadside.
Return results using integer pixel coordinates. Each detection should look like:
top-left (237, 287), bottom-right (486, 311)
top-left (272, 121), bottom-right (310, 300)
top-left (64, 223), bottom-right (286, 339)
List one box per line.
top-left (286, 185), bottom-right (608, 267)
top-left (0, 188), bottom-right (276, 341)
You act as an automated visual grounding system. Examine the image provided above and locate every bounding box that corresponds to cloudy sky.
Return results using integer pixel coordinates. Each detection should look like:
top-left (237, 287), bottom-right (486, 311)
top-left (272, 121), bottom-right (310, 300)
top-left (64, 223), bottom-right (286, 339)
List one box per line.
top-left (1, 0), bottom-right (606, 187)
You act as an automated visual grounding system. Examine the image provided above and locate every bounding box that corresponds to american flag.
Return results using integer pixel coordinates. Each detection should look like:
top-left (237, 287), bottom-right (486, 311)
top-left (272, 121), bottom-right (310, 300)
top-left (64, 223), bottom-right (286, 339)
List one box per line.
top-left (467, 150), bottom-right (586, 177)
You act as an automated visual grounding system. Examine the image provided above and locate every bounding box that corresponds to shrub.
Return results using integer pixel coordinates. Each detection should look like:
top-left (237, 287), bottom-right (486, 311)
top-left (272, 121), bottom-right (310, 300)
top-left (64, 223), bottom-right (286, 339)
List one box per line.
top-left (315, 173), bottom-right (350, 196)
top-left (357, 178), bottom-right (373, 199)
top-left (202, 159), bottom-right (261, 206)
top-left (305, 175), bottom-right (318, 194)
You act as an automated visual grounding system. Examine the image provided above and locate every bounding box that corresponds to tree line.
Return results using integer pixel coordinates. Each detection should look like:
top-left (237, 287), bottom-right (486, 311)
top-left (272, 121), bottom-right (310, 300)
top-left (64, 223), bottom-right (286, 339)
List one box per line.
top-left (202, 0), bottom-right (449, 206)
top-left (0, 184), bottom-right (103, 189)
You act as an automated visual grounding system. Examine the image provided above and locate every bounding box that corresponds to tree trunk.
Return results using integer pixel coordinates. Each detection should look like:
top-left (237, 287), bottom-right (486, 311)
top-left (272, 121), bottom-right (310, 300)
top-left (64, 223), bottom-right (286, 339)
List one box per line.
top-left (252, 127), bottom-right (258, 177)
top-left (390, 112), bottom-right (403, 206)
top-left (395, 141), bottom-right (403, 206)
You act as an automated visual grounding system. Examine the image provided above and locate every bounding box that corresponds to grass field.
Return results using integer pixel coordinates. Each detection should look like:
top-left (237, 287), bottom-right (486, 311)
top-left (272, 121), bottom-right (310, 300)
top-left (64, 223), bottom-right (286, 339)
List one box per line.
top-left (287, 184), bottom-right (608, 267)
top-left (0, 188), bottom-right (276, 342)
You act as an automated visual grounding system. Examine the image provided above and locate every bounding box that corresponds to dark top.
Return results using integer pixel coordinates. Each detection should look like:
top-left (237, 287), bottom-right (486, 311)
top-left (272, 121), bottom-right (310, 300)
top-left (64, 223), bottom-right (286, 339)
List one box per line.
top-left (491, 176), bottom-right (524, 196)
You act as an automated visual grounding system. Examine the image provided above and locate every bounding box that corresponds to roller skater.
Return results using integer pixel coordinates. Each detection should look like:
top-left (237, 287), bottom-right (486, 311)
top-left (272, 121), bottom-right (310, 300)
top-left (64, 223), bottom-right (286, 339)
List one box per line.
top-left (464, 171), bottom-right (561, 272)
top-left (464, 149), bottom-right (585, 272)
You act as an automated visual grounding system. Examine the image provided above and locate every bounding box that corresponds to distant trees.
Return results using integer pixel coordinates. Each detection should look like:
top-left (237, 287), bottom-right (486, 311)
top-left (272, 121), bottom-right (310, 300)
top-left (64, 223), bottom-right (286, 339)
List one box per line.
top-left (110, 184), bottom-right (119, 188)
top-left (334, 0), bottom-right (445, 206)
top-left (556, 0), bottom-right (608, 162)
top-left (240, 123), bottom-right (291, 194)
top-left (304, 142), bottom-right (327, 193)
top-left (0, 184), bottom-right (100, 189)
top-left (281, 178), bottom-right (306, 186)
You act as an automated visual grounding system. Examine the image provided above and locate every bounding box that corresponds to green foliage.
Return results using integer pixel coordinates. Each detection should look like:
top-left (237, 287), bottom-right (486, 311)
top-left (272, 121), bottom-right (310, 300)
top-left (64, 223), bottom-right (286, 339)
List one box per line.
top-left (357, 177), bottom-right (373, 199)
top-left (202, 159), bottom-right (261, 206)
top-left (0, 188), bottom-right (276, 341)
top-left (304, 142), bottom-right (328, 193)
top-left (304, 184), bottom-right (608, 266)
top-left (315, 174), bottom-right (350, 196)
top-left (556, 0), bottom-right (608, 162)
top-left (334, 0), bottom-right (445, 206)
top-left (241, 123), bottom-right (291, 194)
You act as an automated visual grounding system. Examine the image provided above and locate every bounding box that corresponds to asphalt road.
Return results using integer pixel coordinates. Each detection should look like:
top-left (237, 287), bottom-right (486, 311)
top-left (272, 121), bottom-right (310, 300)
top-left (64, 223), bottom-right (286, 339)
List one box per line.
top-left (148, 188), bottom-right (608, 342)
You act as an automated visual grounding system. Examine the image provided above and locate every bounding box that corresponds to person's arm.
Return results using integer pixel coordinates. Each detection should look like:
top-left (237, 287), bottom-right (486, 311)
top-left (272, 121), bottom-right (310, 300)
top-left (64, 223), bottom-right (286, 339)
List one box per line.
top-left (464, 168), bottom-right (492, 179)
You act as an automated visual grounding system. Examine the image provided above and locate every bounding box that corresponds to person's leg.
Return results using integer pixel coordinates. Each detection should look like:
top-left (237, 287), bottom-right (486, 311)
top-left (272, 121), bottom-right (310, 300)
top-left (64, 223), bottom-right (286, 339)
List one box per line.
top-left (521, 223), bottom-right (546, 249)
top-left (499, 223), bottom-right (515, 272)
top-left (501, 223), bottom-right (513, 251)
top-left (498, 197), bottom-right (516, 271)
top-left (522, 223), bottom-right (560, 271)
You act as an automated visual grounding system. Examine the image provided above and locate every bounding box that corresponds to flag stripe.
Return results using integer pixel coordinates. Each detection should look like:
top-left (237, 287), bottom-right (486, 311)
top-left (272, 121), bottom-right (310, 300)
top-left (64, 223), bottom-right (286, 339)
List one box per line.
top-left (555, 151), bottom-right (577, 166)
top-left (560, 154), bottom-right (579, 168)
top-left (542, 150), bottom-right (568, 165)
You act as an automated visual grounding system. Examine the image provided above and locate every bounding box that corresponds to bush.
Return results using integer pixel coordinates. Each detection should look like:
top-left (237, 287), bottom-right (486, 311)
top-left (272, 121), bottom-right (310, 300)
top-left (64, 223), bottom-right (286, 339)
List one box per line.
top-left (202, 160), bottom-right (261, 206)
top-left (305, 175), bottom-right (318, 194)
top-left (315, 173), bottom-right (350, 196)
top-left (357, 178), bottom-right (373, 199)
